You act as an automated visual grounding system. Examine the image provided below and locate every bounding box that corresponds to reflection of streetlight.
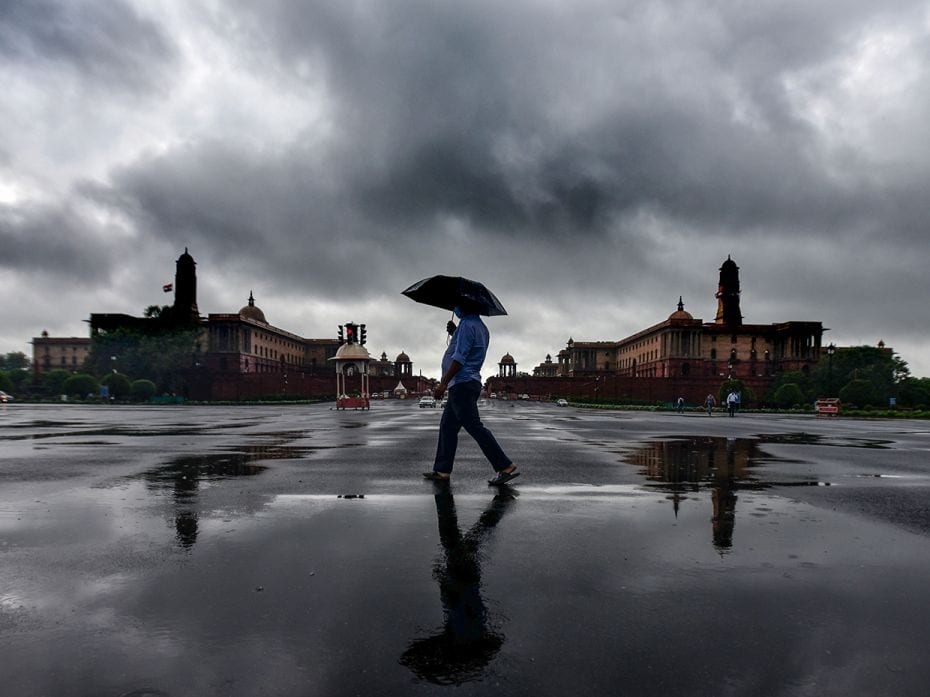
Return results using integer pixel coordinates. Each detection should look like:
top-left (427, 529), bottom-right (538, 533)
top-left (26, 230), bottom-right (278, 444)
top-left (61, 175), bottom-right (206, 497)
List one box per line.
top-left (826, 343), bottom-right (836, 396)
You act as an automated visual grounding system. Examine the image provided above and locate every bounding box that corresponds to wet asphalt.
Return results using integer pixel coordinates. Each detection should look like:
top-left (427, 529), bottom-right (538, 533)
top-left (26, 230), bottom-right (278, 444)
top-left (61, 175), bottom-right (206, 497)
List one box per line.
top-left (2, 400), bottom-right (930, 696)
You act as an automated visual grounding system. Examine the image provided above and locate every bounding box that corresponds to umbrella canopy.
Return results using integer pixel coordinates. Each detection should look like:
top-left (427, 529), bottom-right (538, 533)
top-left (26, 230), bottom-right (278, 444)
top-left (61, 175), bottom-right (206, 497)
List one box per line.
top-left (401, 275), bottom-right (507, 316)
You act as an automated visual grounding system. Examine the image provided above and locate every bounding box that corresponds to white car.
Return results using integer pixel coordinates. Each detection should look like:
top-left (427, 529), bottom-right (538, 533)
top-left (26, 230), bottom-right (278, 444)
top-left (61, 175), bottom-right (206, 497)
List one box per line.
top-left (556, 398), bottom-right (568, 407)
top-left (0, 391), bottom-right (12, 403)
top-left (418, 396), bottom-right (436, 408)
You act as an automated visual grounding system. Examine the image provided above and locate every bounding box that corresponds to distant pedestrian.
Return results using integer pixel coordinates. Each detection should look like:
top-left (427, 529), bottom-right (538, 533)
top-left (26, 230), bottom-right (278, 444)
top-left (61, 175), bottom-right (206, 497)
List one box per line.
top-left (704, 394), bottom-right (716, 416)
top-left (676, 396), bottom-right (685, 413)
top-left (726, 391), bottom-right (739, 417)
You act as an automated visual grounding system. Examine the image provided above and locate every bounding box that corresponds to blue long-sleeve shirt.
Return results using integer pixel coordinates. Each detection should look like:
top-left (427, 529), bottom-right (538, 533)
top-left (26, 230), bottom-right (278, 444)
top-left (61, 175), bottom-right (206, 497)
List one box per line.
top-left (441, 314), bottom-right (489, 387)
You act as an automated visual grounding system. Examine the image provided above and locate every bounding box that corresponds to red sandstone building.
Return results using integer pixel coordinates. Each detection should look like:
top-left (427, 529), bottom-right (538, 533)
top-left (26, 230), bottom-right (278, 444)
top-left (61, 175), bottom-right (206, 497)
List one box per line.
top-left (514, 256), bottom-right (826, 403)
top-left (33, 250), bottom-right (428, 400)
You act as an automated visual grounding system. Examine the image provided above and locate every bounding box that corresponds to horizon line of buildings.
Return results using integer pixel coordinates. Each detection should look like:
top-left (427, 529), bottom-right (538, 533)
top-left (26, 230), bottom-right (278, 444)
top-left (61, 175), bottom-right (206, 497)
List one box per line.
top-left (28, 250), bottom-right (884, 398)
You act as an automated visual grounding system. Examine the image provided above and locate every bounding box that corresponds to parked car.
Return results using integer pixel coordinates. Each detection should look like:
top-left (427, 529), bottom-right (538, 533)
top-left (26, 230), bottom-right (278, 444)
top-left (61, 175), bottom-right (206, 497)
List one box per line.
top-left (418, 396), bottom-right (436, 408)
top-left (519, 393), bottom-right (530, 400)
top-left (0, 391), bottom-right (12, 403)
top-left (489, 392), bottom-right (498, 399)
top-left (556, 398), bottom-right (569, 407)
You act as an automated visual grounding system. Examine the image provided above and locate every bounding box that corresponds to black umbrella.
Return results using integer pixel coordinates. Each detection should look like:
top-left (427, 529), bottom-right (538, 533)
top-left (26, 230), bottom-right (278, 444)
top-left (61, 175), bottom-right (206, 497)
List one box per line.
top-left (401, 275), bottom-right (507, 316)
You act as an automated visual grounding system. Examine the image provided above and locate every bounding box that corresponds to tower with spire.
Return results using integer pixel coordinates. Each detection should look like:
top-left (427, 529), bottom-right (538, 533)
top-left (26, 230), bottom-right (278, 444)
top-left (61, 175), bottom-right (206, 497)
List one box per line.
top-left (714, 255), bottom-right (742, 326)
top-left (172, 248), bottom-right (200, 322)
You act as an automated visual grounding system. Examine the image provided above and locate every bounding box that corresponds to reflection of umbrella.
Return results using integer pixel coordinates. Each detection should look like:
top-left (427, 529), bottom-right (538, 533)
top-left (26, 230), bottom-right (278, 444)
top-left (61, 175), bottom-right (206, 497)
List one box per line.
top-left (401, 275), bottom-right (507, 316)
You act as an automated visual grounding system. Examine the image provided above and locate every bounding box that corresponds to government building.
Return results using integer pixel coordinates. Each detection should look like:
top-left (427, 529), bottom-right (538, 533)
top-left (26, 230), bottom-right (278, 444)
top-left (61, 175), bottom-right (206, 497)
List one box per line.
top-left (494, 256), bottom-right (827, 404)
top-left (33, 249), bottom-right (428, 400)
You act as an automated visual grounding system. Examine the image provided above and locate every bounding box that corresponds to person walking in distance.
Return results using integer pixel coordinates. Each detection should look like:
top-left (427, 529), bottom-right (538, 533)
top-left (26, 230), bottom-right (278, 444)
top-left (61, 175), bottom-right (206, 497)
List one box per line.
top-left (423, 301), bottom-right (519, 486)
top-left (705, 393), bottom-right (716, 416)
top-left (726, 390), bottom-right (739, 417)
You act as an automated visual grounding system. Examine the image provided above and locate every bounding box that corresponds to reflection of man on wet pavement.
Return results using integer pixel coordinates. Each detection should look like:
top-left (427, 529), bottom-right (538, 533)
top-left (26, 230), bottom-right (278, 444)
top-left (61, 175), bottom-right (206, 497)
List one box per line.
top-left (400, 486), bottom-right (517, 684)
top-left (423, 302), bottom-right (519, 485)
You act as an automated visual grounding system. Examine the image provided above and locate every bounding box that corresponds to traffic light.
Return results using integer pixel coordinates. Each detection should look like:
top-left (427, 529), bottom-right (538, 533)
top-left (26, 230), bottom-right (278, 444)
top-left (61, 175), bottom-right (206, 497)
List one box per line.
top-left (345, 323), bottom-right (357, 344)
top-left (338, 325), bottom-right (344, 343)
top-left (359, 324), bottom-right (367, 345)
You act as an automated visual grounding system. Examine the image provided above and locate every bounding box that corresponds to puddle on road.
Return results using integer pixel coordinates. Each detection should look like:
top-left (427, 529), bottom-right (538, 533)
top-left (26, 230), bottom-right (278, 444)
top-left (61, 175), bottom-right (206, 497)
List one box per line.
top-left (131, 441), bottom-right (310, 549)
top-left (624, 435), bottom-right (831, 552)
top-left (754, 432), bottom-right (891, 449)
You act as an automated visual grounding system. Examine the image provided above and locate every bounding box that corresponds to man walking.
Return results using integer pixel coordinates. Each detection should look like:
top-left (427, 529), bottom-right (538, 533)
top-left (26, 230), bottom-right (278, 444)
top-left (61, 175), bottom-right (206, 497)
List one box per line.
top-left (704, 393), bottom-right (716, 416)
top-left (423, 302), bottom-right (519, 485)
top-left (726, 391), bottom-right (739, 417)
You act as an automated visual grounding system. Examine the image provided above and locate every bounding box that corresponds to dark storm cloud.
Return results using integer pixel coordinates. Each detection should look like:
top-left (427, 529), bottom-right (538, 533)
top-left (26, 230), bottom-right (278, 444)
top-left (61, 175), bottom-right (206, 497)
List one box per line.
top-left (76, 0), bottom-right (926, 270)
top-left (0, 0), bottom-right (177, 92)
top-left (8, 0), bottom-right (927, 372)
top-left (0, 201), bottom-right (117, 283)
top-left (210, 0), bottom-right (916, 241)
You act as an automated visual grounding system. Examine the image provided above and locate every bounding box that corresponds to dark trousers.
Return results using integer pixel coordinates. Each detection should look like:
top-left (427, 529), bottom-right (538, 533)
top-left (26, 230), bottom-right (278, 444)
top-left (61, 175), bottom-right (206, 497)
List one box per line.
top-left (433, 381), bottom-right (512, 474)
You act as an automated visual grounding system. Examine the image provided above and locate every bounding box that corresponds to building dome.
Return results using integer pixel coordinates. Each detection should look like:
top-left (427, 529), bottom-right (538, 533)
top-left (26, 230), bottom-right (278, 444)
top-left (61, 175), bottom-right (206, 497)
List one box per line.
top-left (396, 351), bottom-right (411, 363)
top-left (239, 291), bottom-right (267, 323)
top-left (333, 342), bottom-right (370, 360)
top-left (669, 296), bottom-right (693, 321)
top-left (500, 353), bottom-right (515, 364)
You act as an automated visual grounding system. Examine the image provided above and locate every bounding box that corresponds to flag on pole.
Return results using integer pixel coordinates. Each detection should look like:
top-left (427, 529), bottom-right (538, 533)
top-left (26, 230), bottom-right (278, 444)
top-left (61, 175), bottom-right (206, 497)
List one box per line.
top-left (163, 283), bottom-right (173, 293)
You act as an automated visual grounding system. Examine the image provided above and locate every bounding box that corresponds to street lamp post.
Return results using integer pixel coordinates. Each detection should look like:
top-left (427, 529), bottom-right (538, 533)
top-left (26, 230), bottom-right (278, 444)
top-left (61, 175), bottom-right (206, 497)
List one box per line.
top-left (827, 343), bottom-right (836, 396)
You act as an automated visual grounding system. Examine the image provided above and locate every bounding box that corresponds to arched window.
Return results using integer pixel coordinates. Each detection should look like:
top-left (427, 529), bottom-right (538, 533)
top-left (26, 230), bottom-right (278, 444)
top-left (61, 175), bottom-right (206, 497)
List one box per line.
top-left (681, 363), bottom-right (690, 377)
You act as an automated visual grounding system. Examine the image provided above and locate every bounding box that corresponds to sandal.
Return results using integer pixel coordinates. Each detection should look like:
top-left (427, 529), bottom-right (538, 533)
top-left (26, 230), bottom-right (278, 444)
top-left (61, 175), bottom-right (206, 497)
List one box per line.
top-left (422, 472), bottom-right (450, 482)
top-left (488, 469), bottom-right (520, 486)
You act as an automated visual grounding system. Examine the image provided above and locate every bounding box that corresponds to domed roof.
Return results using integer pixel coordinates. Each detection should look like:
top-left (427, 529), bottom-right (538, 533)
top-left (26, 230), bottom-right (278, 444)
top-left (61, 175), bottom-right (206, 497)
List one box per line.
top-left (239, 291), bottom-right (267, 323)
top-left (333, 343), bottom-right (370, 360)
top-left (396, 351), bottom-right (411, 363)
top-left (669, 296), bottom-right (693, 321)
top-left (500, 353), bottom-right (515, 364)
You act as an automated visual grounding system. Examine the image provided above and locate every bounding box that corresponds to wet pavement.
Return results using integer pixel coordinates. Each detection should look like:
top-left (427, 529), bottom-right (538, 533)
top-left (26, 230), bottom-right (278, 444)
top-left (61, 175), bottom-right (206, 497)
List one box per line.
top-left (2, 401), bottom-right (930, 696)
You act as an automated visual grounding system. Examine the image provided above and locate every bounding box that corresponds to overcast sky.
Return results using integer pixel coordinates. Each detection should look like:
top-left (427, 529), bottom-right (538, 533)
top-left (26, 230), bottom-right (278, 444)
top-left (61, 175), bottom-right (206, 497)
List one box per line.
top-left (2, 0), bottom-right (929, 379)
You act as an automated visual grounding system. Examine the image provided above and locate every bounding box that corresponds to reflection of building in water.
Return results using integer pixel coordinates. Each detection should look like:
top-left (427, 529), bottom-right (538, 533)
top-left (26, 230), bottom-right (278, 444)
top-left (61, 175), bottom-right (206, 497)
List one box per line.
top-left (626, 437), bottom-right (761, 552)
top-left (141, 453), bottom-right (270, 549)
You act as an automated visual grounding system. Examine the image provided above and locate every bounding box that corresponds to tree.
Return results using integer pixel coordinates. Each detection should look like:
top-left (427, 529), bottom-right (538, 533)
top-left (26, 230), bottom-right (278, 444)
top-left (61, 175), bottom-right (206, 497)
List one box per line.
top-left (101, 372), bottom-right (132, 399)
top-left (130, 379), bottom-right (157, 401)
top-left (897, 378), bottom-right (930, 409)
top-left (0, 371), bottom-right (13, 393)
top-left (62, 374), bottom-right (100, 399)
top-left (718, 378), bottom-right (755, 405)
top-left (772, 383), bottom-right (806, 408)
top-left (839, 379), bottom-right (884, 409)
top-left (41, 369), bottom-right (73, 397)
top-left (0, 352), bottom-right (29, 371)
top-left (84, 327), bottom-right (203, 392)
top-left (767, 370), bottom-right (814, 404)
top-left (6, 368), bottom-right (31, 392)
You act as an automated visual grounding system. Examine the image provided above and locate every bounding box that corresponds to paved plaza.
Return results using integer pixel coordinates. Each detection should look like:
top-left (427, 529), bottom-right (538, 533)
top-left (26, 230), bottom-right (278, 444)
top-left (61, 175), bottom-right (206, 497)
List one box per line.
top-left (2, 401), bottom-right (929, 696)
